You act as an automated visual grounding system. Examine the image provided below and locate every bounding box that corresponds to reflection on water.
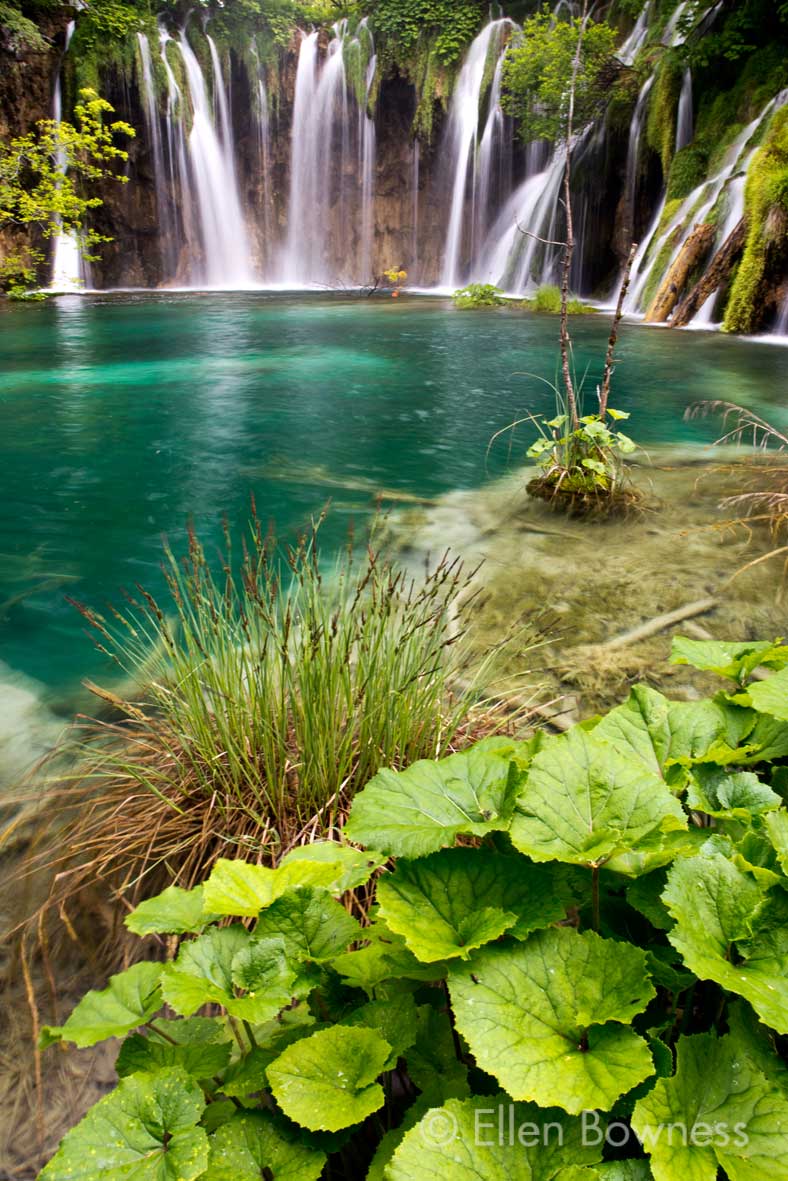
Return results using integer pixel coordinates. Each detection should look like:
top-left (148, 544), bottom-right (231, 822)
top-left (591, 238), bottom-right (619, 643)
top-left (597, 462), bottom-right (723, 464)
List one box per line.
top-left (1, 292), bottom-right (786, 693)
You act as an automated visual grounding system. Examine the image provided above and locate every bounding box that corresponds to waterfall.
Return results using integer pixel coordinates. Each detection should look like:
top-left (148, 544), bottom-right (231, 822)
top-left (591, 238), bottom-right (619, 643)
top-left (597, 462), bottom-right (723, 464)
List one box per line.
top-left (624, 76), bottom-right (654, 231)
top-left (628, 91), bottom-right (788, 316)
top-left (253, 52), bottom-right (274, 263)
top-left (473, 148), bottom-right (567, 293)
top-left (619, 0), bottom-right (651, 64)
top-left (676, 69), bottom-right (693, 153)
top-left (440, 19), bottom-right (512, 289)
top-left (357, 19), bottom-right (377, 283)
top-left (411, 140), bottom-right (420, 280)
top-left (281, 21), bottom-right (377, 286)
top-left (475, 38), bottom-right (513, 255)
top-left (159, 31), bottom-right (195, 282)
top-left (177, 33), bottom-right (253, 288)
top-left (137, 32), bottom-right (178, 277)
top-left (776, 294), bottom-right (788, 336)
top-left (50, 20), bottom-right (84, 291)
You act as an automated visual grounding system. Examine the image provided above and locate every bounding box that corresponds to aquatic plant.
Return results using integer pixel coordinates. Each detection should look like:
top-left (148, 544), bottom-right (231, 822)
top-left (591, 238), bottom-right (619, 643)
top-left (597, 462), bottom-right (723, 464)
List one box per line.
top-left (530, 283), bottom-right (592, 315)
top-left (452, 282), bottom-right (504, 308)
top-left (688, 400), bottom-right (788, 583)
top-left (22, 510), bottom-right (531, 909)
top-left (37, 638), bottom-right (788, 1179)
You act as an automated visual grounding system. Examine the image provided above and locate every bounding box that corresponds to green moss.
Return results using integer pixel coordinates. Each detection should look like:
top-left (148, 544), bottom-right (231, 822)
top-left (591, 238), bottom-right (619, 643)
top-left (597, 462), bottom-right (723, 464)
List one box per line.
top-left (666, 145), bottom-right (709, 200)
top-left (640, 228), bottom-right (681, 311)
top-left (724, 106), bottom-right (788, 334)
top-left (646, 57), bottom-right (681, 176)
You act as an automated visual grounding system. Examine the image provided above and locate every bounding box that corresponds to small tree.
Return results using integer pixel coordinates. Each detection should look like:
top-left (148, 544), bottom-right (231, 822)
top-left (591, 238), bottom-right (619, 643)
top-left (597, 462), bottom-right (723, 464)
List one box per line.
top-left (0, 88), bottom-right (134, 295)
top-left (501, 3), bottom-right (639, 515)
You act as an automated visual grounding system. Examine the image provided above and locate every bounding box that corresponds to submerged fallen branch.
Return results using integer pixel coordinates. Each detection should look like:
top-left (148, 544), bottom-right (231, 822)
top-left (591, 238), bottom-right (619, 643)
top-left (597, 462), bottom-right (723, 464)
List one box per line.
top-left (602, 597), bottom-right (718, 650)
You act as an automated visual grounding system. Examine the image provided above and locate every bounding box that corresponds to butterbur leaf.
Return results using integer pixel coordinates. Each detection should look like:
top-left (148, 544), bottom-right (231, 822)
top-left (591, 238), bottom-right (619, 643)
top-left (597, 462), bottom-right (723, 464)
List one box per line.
top-left (267, 1025), bottom-right (390, 1132)
top-left (743, 668), bottom-right (788, 722)
top-left (687, 767), bottom-right (781, 819)
top-left (632, 1032), bottom-right (788, 1181)
top-left (727, 1000), bottom-right (788, 1096)
top-left (203, 860), bottom-right (286, 917)
top-left (365, 1098), bottom-right (433, 1181)
top-left (377, 847), bottom-right (569, 962)
top-left (670, 638), bottom-right (788, 682)
top-left (41, 961), bottom-right (162, 1049)
top-left (252, 886), bottom-right (362, 963)
top-left (160, 926), bottom-right (298, 1024)
top-left (39, 1067), bottom-right (208, 1181)
top-left (116, 1022), bottom-right (233, 1079)
top-left (342, 993), bottom-right (418, 1069)
top-left (387, 1095), bottom-right (603, 1180)
top-left (332, 920), bottom-right (447, 994)
top-left (449, 928), bottom-right (655, 1114)
top-left (277, 842), bottom-right (385, 893)
top-left (765, 810), bottom-right (788, 874)
top-left (344, 745), bottom-right (523, 857)
top-left (407, 1004), bottom-right (470, 1104)
top-left (663, 844), bottom-right (788, 1033)
top-left (627, 870), bottom-right (673, 931)
top-left (510, 728), bottom-right (686, 869)
top-left (125, 884), bottom-right (216, 936)
top-left (203, 1111), bottom-right (326, 1181)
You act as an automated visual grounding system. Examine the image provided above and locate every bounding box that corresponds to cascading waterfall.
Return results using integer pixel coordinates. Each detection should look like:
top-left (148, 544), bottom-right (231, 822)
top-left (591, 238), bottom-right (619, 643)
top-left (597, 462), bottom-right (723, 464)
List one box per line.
top-left (676, 69), bottom-right (694, 153)
top-left (624, 76), bottom-right (654, 234)
top-left (440, 19), bottom-right (512, 288)
top-left (50, 20), bottom-right (84, 291)
top-left (159, 31), bottom-right (195, 281)
top-left (137, 32), bottom-right (179, 276)
top-left (281, 21), bottom-right (377, 286)
top-left (177, 33), bottom-right (253, 287)
top-left (475, 37), bottom-right (514, 255)
top-left (411, 140), bottom-right (420, 279)
top-left (627, 90), bottom-right (788, 316)
top-left (357, 19), bottom-right (377, 284)
top-left (253, 49), bottom-right (274, 258)
top-left (776, 295), bottom-right (788, 336)
top-left (619, 0), bottom-right (651, 64)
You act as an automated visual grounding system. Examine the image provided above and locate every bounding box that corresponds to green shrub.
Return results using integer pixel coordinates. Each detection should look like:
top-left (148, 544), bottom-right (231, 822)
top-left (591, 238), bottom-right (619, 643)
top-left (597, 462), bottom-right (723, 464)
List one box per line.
top-left (452, 282), bottom-right (504, 308)
top-left (38, 637), bottom-right (788, 1180)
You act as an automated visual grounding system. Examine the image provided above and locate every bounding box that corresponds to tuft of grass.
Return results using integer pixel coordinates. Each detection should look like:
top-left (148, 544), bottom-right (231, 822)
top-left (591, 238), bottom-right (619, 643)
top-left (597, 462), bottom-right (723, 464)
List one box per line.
top-left (528, 284), bottom-right (592, 315)
top-left (14, 509), bottom-right (537, 910)
top-left (687, 400), bottom-right (788, 585)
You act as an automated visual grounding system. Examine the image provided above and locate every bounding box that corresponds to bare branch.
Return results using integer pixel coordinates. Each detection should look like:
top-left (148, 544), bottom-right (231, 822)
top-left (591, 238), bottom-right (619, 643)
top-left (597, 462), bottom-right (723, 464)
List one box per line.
top-left (598, 240), bottom-right (637, 417)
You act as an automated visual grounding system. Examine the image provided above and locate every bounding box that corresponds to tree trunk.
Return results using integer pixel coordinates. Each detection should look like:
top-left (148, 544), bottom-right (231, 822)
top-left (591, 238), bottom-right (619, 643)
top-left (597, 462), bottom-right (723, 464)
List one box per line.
top-left (671, 220), bottom-right (745, 328)
top-left (644, 222), bottom-right (716, 323)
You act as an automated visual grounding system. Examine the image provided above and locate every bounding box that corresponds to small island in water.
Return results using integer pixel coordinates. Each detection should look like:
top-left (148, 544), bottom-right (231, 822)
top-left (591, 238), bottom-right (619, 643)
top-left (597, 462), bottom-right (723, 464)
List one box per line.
top-left (1, 2), bottom-right (788, 1178)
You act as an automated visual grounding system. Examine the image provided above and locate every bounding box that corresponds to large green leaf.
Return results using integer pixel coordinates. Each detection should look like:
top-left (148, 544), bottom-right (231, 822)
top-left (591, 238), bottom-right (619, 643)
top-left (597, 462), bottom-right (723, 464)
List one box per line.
top-left (160, 925), bottom-right (299, 1023)
top-left (376, 847), bottom-right (569, 962)
top-left (765, 810), bottom-right (788, 874)
top-left (342, 993), bottom-right (419, 1069)
top-left (39, 1067), bottom-right (208, 1180)
top-left (406, 1004), bottom-right (470, 1104)
top-left (332, 918), bottom-right (447, 995)
top-left (203, 1111), bottom-right (326, 1181)
top-left (277, 841), bottom-right (385, 891)
top-left (116, 1017), bottom-right (233, 1079)
top-left (125, 885), bottom-right (217, 936)
top-left (203, 849), bottom-right (379, 919)
top-left (670, 637), bottom-right (788, 682)
top-left (267, 1025), bottom-right (390, 1132)
top-left (686, 768), bottom-right (781, 820)
top-left (252, 886), bottom-right (362, 963)
top-left (662, 843), bottom-right (788, 1033)
top-left (344, 745), bottom-right (523, 857)
top-left (449, 928), bottom-right (655, 1114)
top-left (744, 667), bottom-right (788, 722)
top-left (632, 1032), bottom-right (788, 1181)
top-left (510, 728), bottom-right (686, 868)
top-left (727, 1000), bottom-right (788, 1095)
top-left (41, 962), bottom-right (163, 1049)
top-left (386, 1095), bottom-right (603, 1180)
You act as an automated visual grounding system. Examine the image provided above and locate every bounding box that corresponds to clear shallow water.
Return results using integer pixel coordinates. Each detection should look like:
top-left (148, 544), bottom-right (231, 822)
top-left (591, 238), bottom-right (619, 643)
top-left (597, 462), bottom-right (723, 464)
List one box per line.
top-left (1, 291), bottom-right (787, 696)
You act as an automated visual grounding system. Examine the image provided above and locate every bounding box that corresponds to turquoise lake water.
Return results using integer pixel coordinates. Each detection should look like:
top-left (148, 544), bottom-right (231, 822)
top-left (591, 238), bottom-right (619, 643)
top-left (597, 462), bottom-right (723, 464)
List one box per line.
top-left (1, 292), bottom-right (787, 696)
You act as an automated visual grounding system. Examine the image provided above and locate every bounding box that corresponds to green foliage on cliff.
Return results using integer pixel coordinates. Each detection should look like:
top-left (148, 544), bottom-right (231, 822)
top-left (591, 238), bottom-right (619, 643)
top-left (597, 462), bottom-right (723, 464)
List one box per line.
top-left (370, 0), bottom-right (485, 67)
top-left (0, 89), bottom-right (134, 294)
top-left (724, 105), bottom-right (788, 334)
top-left (501, 5), bottom-right (618, 143)
top-left (646, 57), bottom-right (681, 176)
top-left (0, 0), bottom-right (48, 53)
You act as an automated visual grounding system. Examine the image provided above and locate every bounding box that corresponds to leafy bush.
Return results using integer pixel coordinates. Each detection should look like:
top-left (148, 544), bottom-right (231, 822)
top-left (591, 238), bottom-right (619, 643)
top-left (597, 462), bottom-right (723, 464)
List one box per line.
top-left (33, 513), bottom-right (524, 905)
top-left (38, 637), bottom-right (788, 1179)
top-left (452, 282), bottom-right (504, 309)
top-left (371, 0), bottom-right (485, 66)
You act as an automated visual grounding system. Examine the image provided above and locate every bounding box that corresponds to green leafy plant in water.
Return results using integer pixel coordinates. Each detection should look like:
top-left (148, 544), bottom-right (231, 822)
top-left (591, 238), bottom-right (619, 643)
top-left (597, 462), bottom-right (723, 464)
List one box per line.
top-left (37, 639), bottom-right (788, 1179)
top-left (452, 282), bottom-right (504, 308)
